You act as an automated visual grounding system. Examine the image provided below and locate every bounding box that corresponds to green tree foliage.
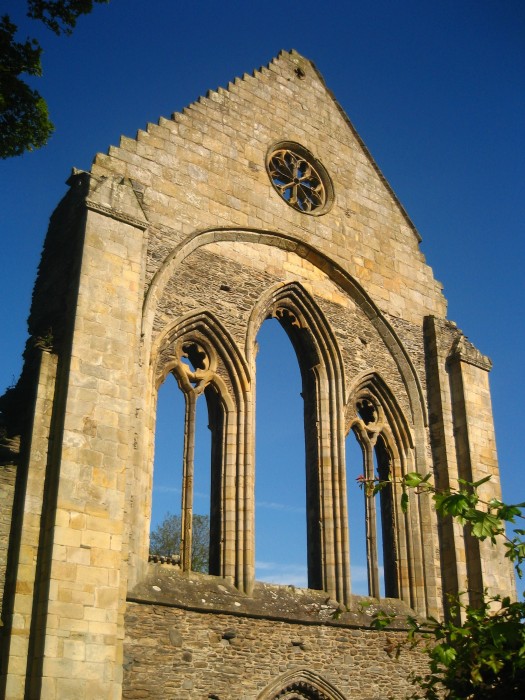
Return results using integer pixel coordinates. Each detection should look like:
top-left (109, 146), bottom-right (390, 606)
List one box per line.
top-left (150, 513), bottom-right (210, 574)
top-left (0, 15), bottom-right (51, 158)
top-left (0, 1), bottom-right (109, 158)
top-left (358, 472), bottom-right (525, 698)
top-left (408, 594), bottom-right (525, 700)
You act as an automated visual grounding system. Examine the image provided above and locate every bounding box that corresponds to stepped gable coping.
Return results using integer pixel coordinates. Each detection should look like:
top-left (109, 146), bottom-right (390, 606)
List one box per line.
top-left (92, 50), bottom-right (423, 246)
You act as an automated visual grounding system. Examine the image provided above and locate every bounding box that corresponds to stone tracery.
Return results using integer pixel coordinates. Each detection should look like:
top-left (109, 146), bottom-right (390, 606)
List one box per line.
top-left (346, 372), bottom-right (430, 608)
top-left (266, 143), bottom-right (332, 214)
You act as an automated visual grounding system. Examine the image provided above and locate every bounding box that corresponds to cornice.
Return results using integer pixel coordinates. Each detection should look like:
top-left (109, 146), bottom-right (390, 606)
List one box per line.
top-left (85, 199), bottom-right (149, 230)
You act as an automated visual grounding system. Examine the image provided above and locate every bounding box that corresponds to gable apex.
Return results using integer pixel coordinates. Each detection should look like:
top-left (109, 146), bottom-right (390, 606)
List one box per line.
top-left (181, 48), bottom-right (421, 243)
top-left (298, 51), bottom-right (422, 243)
top-left (94, 49), bottom-right (421, 245)
top-left (91, 49), bottom-right (446, 324)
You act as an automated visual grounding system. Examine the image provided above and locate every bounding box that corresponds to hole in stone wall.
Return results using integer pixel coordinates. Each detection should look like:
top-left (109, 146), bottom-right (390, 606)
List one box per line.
top-left (182, 341), bottom-right (208, 370)
top-left (356, 398), bottom-right (377, 425)
top-left (255, 318), bottom-right (307, 587)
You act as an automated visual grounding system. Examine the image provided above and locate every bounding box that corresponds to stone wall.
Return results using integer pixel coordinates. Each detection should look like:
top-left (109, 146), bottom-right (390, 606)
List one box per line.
top-left (123, 568), bottom-right (428, 700)
top-left (124, 603), bottom-right (424, 700)
top-left (0, 464), bottom-right (16, 620)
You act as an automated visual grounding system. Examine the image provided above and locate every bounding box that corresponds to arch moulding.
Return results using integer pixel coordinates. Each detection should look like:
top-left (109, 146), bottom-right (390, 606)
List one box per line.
top-left (141, 226), bottom-right (427, 431)
top-left (256, 669), bottom-right (348, 700)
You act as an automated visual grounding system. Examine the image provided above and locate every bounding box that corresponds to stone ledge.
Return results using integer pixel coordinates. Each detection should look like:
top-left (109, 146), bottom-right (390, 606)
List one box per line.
top-left (128, 565), bottom-right (419, 629)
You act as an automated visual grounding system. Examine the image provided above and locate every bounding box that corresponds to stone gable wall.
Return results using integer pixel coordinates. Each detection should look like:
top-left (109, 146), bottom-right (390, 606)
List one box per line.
top-left (0, 50), bottom-right (513, 700)
top-left (91, 51), bottom-right (446, 326)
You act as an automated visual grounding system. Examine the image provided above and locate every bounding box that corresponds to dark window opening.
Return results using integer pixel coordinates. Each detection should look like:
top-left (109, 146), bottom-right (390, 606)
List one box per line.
top-left (374, 435), bottom-right (398, 598)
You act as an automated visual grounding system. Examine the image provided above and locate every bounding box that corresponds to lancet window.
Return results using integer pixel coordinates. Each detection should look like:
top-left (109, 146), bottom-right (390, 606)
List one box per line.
top-left (346, 374), bottom-right (415, 603)
top-left (350, 394), bottom-right (398, 598)
top-left (151, 311), bottom-right (251, 591)
top-left (247, 282), bottom-right (349, 603)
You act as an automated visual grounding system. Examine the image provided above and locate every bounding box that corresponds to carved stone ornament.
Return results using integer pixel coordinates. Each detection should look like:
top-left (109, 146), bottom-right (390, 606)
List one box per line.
top-left (267, 142), bottom-right (333, 215)
top-left (448, 335), bottom-right (492, 372)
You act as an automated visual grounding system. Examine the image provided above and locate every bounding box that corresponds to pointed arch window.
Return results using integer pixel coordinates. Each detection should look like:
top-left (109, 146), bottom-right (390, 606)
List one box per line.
top-left (247, 282), bottom-right (349, 602)
top-left (350, 394), bottom-right (398, 598)
top-left (150, 311), bottom-right (251, 591)
top-left (346, 374), bottom-right (417, 603)
top-left (255, 317), bottom-right (307, 586)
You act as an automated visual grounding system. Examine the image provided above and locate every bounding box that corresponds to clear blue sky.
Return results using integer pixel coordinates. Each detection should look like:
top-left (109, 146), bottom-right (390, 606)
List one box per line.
top-left (1, 1), bottom-right (524, 592)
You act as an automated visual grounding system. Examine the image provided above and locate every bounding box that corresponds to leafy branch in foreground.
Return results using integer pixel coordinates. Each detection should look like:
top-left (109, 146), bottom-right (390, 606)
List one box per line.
top-left (357, 471), bottom-right (525, 698)
top-left (406, 594), bottom-right (525, 700)
top-left (357, 471), bottom-right (525, 577)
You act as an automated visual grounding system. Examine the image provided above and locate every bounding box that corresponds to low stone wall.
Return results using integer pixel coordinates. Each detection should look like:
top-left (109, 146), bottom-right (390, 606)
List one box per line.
top-left (123, 569), bottom-right (428, 699)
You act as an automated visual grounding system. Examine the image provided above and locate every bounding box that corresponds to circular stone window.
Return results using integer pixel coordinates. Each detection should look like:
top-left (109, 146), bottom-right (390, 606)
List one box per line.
top-left (266, 142), bottom-right (334, 215)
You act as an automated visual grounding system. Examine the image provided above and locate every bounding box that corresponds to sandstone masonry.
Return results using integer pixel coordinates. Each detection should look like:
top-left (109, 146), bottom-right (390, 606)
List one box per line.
top-left (0, 50), bottom-right (515, 700)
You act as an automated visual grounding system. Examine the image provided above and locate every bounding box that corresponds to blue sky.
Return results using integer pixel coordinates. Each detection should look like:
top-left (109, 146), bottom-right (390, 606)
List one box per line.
top-left (1, 1), bottom-right (523, 592)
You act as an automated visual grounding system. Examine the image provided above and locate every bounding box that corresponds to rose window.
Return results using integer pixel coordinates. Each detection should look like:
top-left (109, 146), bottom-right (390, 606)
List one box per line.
top-left (267, 142), bottom-right (333, 215)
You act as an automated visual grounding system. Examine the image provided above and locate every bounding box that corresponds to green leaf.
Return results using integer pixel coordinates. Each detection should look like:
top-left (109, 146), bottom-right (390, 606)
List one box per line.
top-left (435, 492), bottom-right (471, 518)
top-left (432, 643), bottom-right (456, 667)
top-left (497, 503), bottom-right (523, 522)
top-left (401, 492), bottom-right (409, 513)
top-left (470, 512), bottom-right (503, 540)
top-left (404, 472), bottom-right (425, 488)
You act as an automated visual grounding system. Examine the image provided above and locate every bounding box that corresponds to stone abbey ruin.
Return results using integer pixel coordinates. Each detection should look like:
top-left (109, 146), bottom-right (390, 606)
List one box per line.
top-left (0, 50), bottom-right (516, 699)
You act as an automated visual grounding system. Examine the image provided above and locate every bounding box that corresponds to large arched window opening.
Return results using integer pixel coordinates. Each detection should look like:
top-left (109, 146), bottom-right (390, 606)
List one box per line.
top-left (247, 283), bottom-right (348, 601)
top-left (255, 318), bottom-right (307, 586)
